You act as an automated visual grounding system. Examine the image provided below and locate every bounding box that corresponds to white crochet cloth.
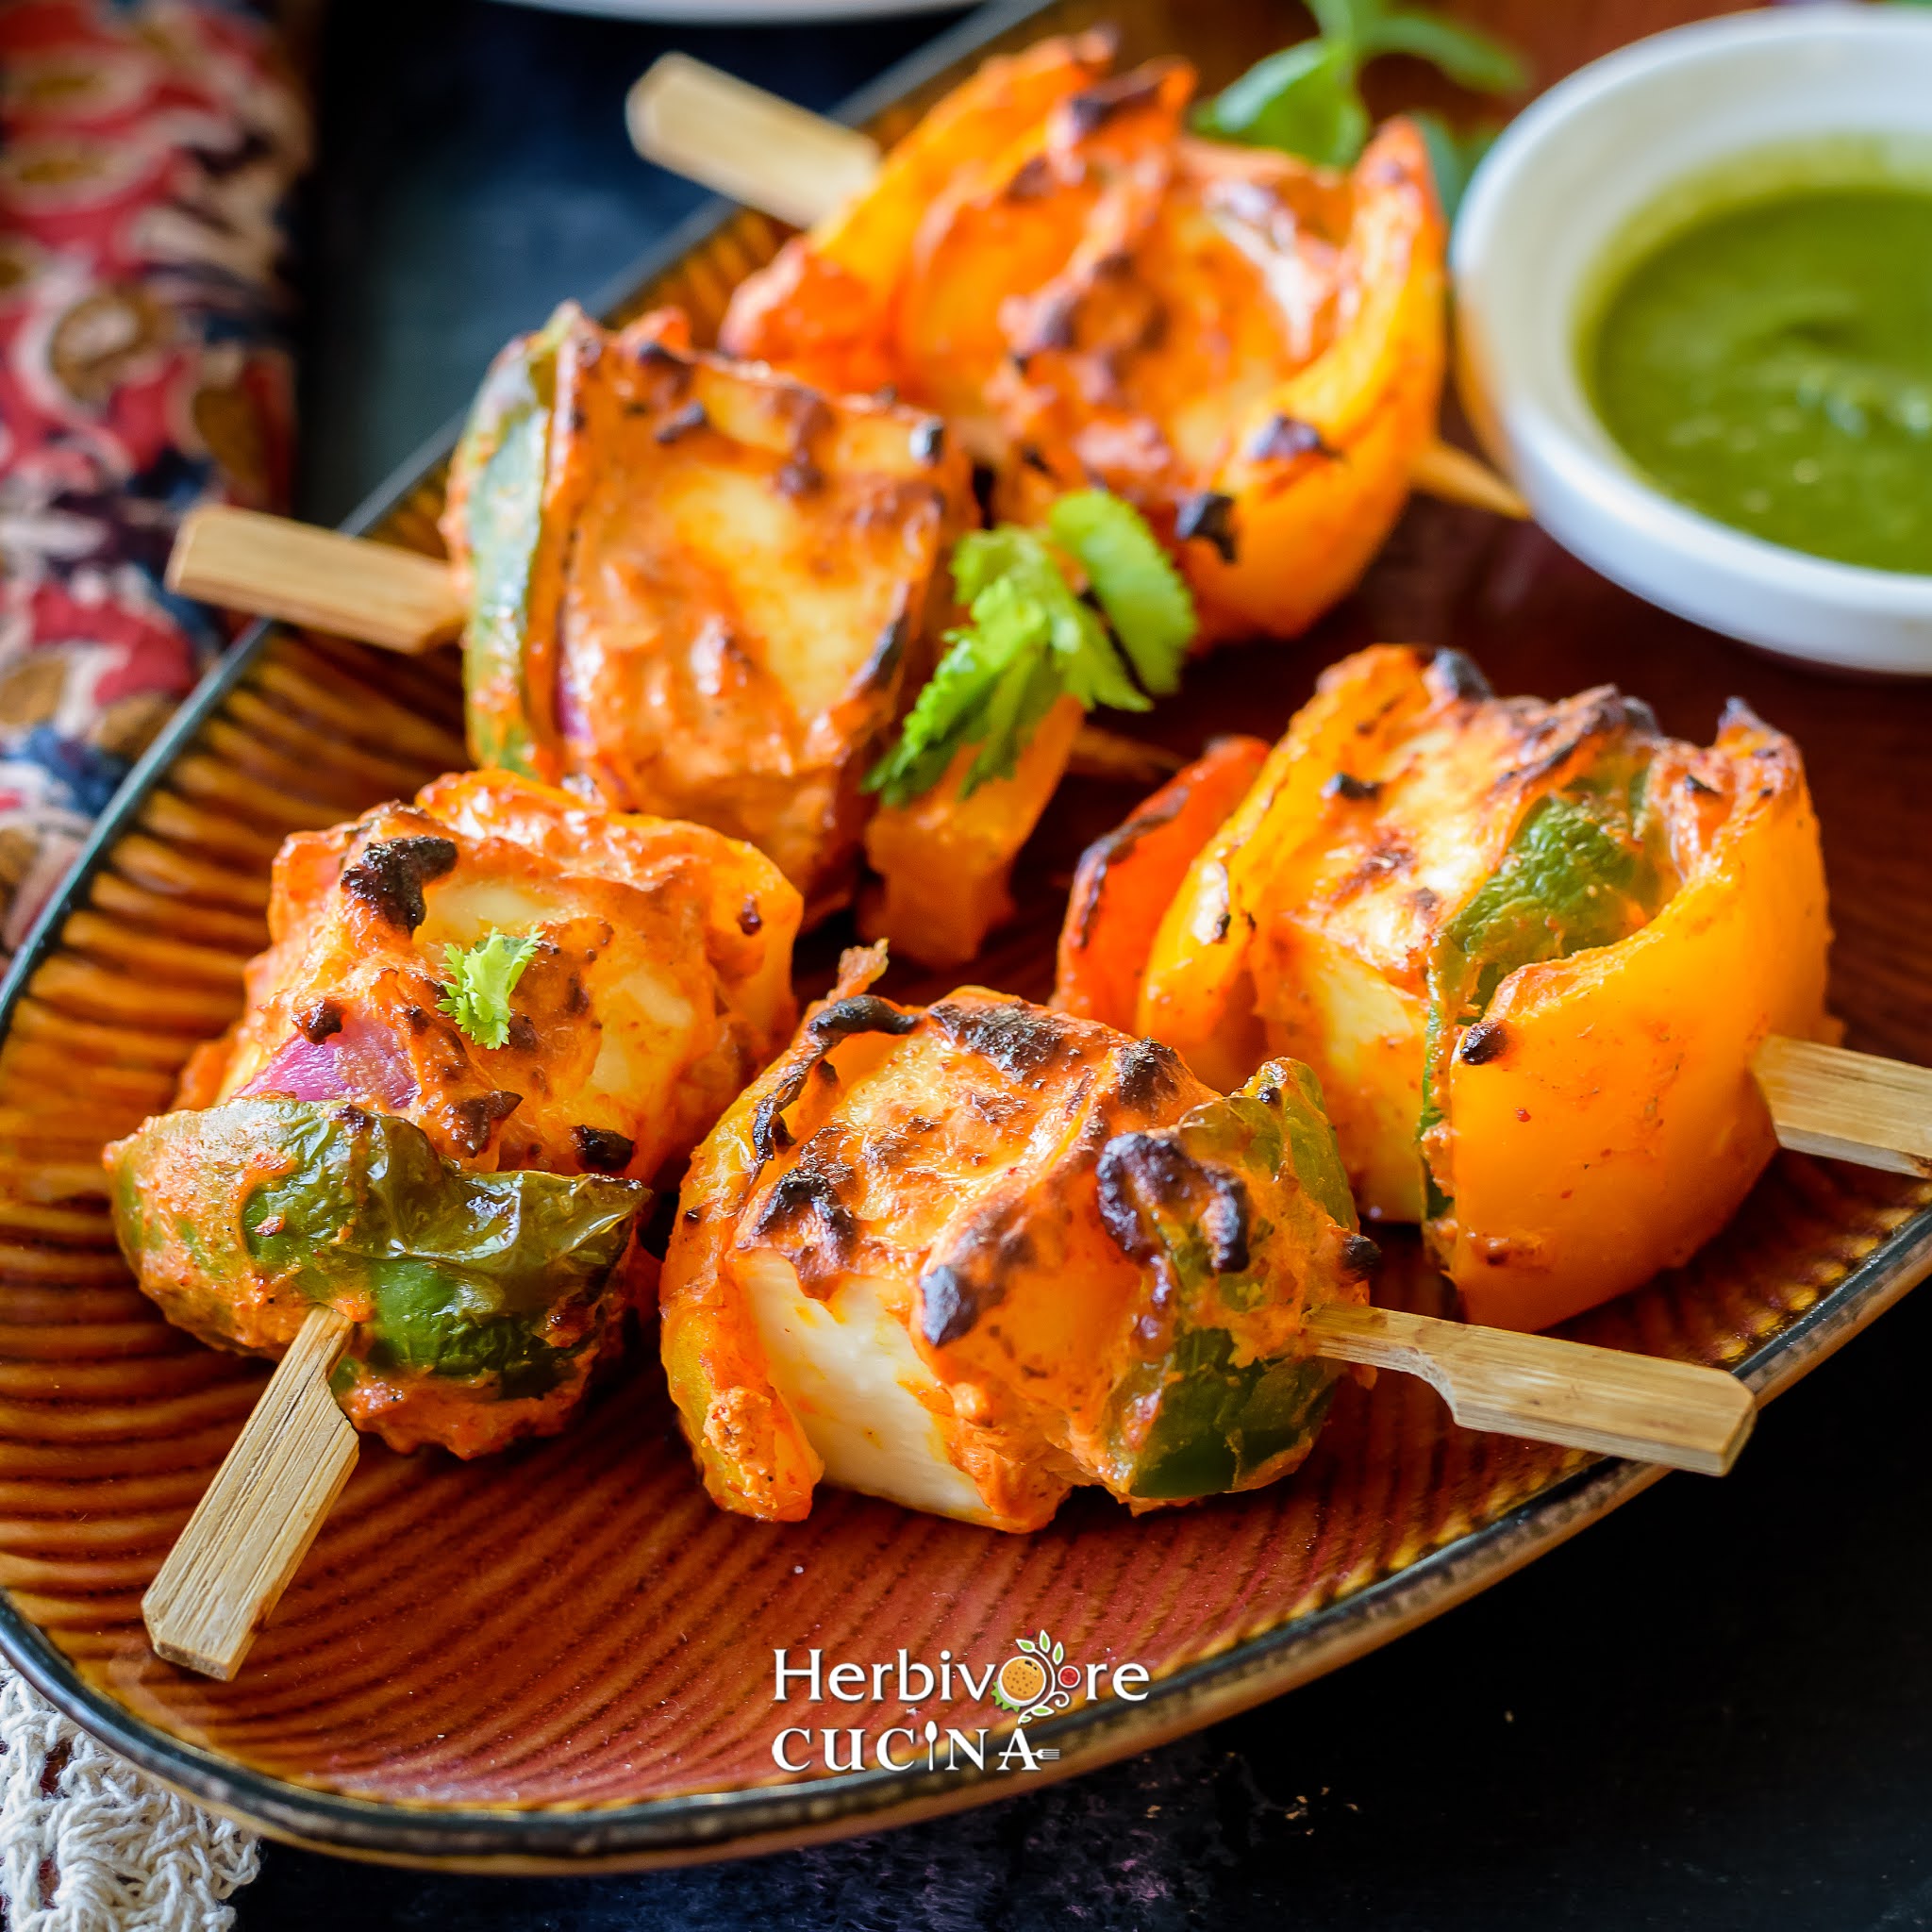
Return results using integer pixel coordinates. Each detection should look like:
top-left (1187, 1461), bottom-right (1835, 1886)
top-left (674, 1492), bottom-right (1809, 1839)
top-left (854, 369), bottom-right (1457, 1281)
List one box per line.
top-left (0, 1670), bottom-right (258, 1931)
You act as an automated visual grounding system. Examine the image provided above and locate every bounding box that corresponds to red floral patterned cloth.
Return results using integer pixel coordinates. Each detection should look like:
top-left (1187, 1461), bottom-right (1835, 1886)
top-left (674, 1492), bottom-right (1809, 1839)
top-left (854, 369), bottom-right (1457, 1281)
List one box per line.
top-left (0, 0), bottom-right (305, 955)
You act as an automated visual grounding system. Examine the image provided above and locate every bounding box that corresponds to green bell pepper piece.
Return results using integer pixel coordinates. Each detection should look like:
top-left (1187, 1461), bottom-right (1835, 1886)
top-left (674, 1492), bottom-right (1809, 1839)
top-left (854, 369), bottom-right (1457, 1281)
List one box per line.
top-left (110, 1098), bottom-right (644, 1403)
top-left (1419, 759), bottom-right (1669, 1215)
top-left (1124, 1328), bottom-right (1339, 1501)
top-left (1097, 1060), bottom-right (1359, 1502)
top-left (449, 306), bottom-right (575, 777)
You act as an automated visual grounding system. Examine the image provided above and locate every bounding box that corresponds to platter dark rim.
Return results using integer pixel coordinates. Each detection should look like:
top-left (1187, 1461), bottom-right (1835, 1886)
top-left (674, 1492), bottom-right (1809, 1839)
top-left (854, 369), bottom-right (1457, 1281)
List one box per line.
top-left (0, 0), bottom-right (1927, 1867)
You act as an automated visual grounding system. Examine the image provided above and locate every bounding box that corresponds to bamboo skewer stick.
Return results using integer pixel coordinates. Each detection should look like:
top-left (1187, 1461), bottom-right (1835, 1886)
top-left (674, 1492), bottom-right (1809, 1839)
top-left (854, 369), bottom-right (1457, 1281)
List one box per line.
top-left (166, 506), bottom-right (464, 655)
top-left (166, 505), bottom-right (1173, 777)
top-left (624, 53), bottom-right (1532, 523)
top-left (1756, 1037), bottom-right (1932, 1178)
top-left (142, 1307), bottom-right (358, 1680)
top-left (1307, 1305), bottom-right (1753, 1475)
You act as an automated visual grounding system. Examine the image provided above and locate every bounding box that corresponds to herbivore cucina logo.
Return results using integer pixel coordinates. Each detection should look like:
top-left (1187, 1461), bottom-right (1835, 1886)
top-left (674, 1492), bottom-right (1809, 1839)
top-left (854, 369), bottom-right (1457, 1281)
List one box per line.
top-left (771, 1627), bottom-right (1150, 1774)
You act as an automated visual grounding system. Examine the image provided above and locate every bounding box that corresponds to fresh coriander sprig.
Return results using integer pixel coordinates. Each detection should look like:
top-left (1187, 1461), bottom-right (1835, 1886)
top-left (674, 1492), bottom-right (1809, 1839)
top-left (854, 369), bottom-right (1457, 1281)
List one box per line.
top-left (865, 491), bottom-right (1194, 811)
top-left (439, 930), bottom-right (541, 1049)
top-left (1196, 0), bottom-right (1527, 180)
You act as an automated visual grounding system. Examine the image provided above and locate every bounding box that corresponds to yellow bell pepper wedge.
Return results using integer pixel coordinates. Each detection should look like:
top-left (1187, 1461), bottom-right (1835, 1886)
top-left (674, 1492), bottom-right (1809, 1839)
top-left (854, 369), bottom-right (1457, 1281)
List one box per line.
top-left (1126, 644), bottom-right (1834, 1331)
top-left (860, 691), bottom-right (1085, 969)
top-left (1441, 708), bottom-right (1832, 1330)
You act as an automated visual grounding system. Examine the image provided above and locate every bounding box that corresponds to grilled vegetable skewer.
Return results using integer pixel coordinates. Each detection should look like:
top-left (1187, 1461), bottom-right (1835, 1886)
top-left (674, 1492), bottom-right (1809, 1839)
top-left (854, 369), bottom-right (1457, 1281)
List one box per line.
top-left (628, 50), bottom-right (1529, 527)
top-left (659, 952), bottom-right (1754, 1534)
top-left (169, 330), bottom-right (1178, 970)
top-left (114, 773), bottom-right (802, 1676)
top-left (1049, 645), bottom-right (1926, 1334)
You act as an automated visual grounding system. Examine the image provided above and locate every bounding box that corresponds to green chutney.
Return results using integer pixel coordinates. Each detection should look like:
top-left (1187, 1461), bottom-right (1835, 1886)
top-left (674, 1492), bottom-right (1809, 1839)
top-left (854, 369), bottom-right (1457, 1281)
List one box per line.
top-left (1588, 187), bottom-right (1932, 575)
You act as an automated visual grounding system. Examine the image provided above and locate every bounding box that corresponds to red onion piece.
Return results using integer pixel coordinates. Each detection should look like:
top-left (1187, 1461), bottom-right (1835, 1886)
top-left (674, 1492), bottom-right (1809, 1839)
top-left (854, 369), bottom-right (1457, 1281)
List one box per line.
top-left (237, 1015), bottom-right (418, 1110)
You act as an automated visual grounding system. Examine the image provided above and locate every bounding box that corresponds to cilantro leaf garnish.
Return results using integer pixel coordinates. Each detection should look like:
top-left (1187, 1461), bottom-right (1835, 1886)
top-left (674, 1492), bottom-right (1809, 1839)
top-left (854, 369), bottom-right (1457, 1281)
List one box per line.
top-left (439, 930), bottom-right (541, 1049)
top-left (1196, 0), bottom-right (1527, 175)
top-left (865, 494), bottom-right (1194, 810)
top-left (1047, 490), bottom-right (1192, 696)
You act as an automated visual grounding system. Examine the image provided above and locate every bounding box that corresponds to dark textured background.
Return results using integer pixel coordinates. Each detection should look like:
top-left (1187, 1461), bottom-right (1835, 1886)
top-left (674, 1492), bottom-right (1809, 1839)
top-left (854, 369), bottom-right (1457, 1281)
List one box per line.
top-left (252, 3), bottom-right (1932, 1924)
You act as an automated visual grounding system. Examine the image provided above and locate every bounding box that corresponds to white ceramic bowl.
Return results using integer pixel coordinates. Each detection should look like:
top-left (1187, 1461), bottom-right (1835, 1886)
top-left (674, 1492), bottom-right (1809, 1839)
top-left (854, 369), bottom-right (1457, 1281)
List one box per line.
top-left (1453, 5), bottom-right (1932, 675)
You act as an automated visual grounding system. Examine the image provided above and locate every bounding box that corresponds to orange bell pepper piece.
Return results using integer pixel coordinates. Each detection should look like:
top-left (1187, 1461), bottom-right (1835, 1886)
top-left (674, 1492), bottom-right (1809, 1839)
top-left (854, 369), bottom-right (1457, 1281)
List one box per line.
top-left (1053, 733), bottom-right (1270, 1030)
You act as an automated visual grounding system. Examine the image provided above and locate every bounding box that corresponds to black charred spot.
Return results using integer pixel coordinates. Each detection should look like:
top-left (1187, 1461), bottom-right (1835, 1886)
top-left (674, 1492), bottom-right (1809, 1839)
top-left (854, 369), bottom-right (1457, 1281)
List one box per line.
top-left (573, 1125), bottom-right (635, 1172)
top-left (970, 462), bottom-right (999, 524)
top-left (1174, 491), bottom-right (1237, 563)
top-left (775, 451), bottom-right (824, 497)
top-left (1097, 1132), bottom-right (1251, 1276)
top-left (753, 1091), bottom-right (798, 1161)
top-left (295, 998), bottom-right (343, 1043)
top-left (918, 1264), bottom-right (977, 1347)
top-left (562, 977), bottom-right (591, 1016)
top-left (1064, 69), bottom-right (1165, 137)
top-left (1114, 1037), bottom-right (1183, 1112)
top-left (449, 1090), bottom-right (522, 1157)
top-left (341, 836), bottom-right (458, 933)
top-left (751, 1156), bottom-right (859, 1287)
top-left (910, 417), bottom-right (945, 465)
top-left (1323, 771), bottom-right (1381, 802)
top-left (1685, 772), bottom-right (1722, 797)
top-left (403, 1004), bottom-right (434, 1034)
top-left (1412, 886), bottom-right (1441, 915)
top-left (808, 994), bottom-right (920, 1046)
top-left (1021, 443), bottom-right (1055, 476)
top-left (1066, 794), bottom-right (1186, 950)
top-left (505, 1014), bottom-right (540, 1054)
top-left (852, 607), bottom-right (908, 693)
top-left (567, 406), bottom-right (588, 434)
top-left (683, 1206), bottom-right (701, 1223)
top-left (751, 1053), bottom-right (819, 1163)
top-left (738, 897), bottom-right (763, 936)
top-left (1248, 413), bottom-right (1334, 463)
top-left (917, 1210), bottom-right (1032, 1346)
top-left (654, 400), bottom-right (708, 444)
top-left (1341, 1233), bottom-right (1382, 1276)
top-left (1431, 649), bottom-right (1494, 703)
top-left (1458, 1018), bottom-right (1508, 1066)
top-left (928, 999), bottom-right (1069, 1078)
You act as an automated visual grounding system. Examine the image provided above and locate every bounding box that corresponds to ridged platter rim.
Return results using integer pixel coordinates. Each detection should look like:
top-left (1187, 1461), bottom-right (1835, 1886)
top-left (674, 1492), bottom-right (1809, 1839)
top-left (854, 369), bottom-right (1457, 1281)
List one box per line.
top-left (0, 0), bottom-right (1927, 1867)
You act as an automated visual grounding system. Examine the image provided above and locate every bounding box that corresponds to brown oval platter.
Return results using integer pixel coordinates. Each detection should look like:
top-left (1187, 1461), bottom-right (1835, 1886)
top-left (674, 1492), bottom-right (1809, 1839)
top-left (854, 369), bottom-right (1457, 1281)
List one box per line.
top-left (0, 0), bottom-right (1927, 1874)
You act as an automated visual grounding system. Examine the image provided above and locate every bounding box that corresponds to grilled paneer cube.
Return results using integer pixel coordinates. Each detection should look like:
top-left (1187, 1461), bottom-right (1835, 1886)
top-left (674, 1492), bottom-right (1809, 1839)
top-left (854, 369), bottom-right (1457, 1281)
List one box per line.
top-left (659, 946), bottom-right (1373, 1530)
top-left (106, 770), bottom-right (801, 1457)
top-left (1086, 645), bottom-right (1832, 1331)
top-left (721, 39), bottom-right (1444, 643)
top-left (442, 303), bottom-right (972, 915)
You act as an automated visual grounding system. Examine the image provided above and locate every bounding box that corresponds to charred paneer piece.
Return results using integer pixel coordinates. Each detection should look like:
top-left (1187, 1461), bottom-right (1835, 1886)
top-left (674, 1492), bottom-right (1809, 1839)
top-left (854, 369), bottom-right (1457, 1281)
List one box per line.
top-left (442, 304), bottom-right (973, 916)
top-left (660, 947), bottom-right (1372, 1530)
top-left (1074, 645), bottom-right (1833, 1332)
top-left (721, 39), bottom-right (1444, 643)
top-left (106, 771), bottom-right (801, 1457)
